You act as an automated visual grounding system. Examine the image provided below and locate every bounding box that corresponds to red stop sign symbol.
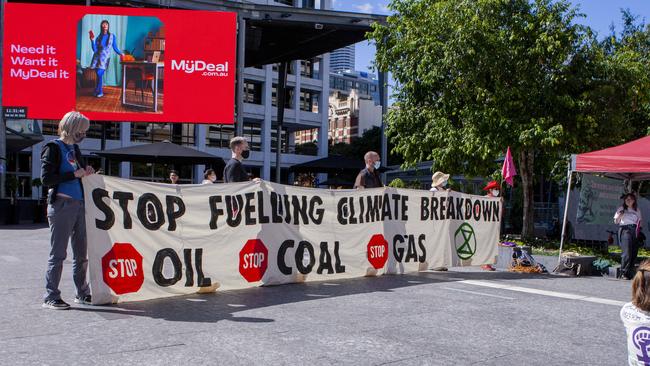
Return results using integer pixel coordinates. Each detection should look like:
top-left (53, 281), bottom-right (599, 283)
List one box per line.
top-left (239, 239), bottom-right (268, 282)
top-left (367, 234), bottom-right (389, 269)
top-left (102, 243), bottom-right (144, 295)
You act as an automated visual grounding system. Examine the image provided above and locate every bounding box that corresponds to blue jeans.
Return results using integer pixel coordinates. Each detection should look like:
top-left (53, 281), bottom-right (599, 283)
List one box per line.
top-left (45, 197), bottom-right (90, 301)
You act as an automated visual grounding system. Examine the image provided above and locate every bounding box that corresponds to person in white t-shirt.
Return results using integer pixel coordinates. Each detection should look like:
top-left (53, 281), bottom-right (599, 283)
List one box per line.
top-left (621, 260), bottom-right (650, 365)
top-left (430, 171), bottom-right (451, 192)
top-left (202, 169), bottom-right (216, 184)
top-left (615, 193), bottom-right (644, 280)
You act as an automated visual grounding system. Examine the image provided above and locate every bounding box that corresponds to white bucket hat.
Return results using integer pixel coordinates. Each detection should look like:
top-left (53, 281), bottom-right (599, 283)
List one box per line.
top-left (431, 171), bottom-right (450, 188)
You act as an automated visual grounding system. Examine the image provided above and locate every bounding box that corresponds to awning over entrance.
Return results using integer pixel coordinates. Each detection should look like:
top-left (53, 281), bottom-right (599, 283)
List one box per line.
top-left (92, 0), bottom-right (386, 67)
top-left (291, 155), bottom-right (391, 174)
top-left (93, 140), bottom-right (225, 167)
top-left (6, 120), bottom-right (43, 153)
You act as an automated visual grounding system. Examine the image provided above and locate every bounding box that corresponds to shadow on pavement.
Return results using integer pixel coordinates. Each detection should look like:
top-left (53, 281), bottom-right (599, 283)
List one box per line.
top-left (0, 223), bottom-right (49, 230)
top-left (73, 270), bottom-right (561, 324)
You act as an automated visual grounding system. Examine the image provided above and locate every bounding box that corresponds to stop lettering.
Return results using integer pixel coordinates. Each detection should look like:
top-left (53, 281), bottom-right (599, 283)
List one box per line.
top-left (102, 242), bottom-right (144, 295)
top-left (239, 239), bottom-right (268, 282)
top-left (367, 234), bottom-right (389, 269)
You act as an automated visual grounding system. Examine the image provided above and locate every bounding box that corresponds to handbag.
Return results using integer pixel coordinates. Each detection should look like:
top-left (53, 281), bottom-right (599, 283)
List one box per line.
top-left (553, 257), bottom-right (582, 277)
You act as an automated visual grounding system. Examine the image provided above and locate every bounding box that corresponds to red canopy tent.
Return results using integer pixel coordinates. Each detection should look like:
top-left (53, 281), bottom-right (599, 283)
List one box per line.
top-left (573, 135), bottom-right (650, 180)
top-left (558, 136), bottom-right (650, 261)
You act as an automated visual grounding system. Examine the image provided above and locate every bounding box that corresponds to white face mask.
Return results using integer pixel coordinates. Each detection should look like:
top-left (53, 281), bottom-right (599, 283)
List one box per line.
top-left (491, 189), bottom-right (500, 197)
top-left (442, 180), bottom-right (448, 187)
top-left (373, 161), bottom-right (381, 170)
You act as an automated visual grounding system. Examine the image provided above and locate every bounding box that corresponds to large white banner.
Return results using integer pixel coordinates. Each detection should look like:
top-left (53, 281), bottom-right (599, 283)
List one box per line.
top-left (83, 175), bottom-right (501, 304)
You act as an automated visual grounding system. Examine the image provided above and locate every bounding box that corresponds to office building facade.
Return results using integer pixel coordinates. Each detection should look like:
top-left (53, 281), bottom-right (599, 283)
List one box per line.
top-left (329, 44), bottom-right (355, 73)
top-left (4, 0), bottom-right (335, 201)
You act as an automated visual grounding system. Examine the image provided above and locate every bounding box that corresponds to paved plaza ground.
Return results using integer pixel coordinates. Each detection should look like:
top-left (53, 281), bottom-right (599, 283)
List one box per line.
top-left (0, 224), bottom-right (632, 365)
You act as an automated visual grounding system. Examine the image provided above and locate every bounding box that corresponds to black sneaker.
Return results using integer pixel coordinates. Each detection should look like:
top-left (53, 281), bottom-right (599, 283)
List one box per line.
top-left (74, 295), bottom-right (92, 305)
top-left (42, 299), bottom-right (70, 310)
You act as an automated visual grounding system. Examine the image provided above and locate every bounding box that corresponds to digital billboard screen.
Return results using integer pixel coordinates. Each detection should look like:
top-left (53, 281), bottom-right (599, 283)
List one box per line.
top-left (2, 3), bottom-right (236, 124)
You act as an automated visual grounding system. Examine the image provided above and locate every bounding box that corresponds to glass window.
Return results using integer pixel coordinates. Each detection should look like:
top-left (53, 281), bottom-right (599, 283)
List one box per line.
top-left (131, 162), bottom-right (193, 183)
top-left (272, 62), bottom-right (295, 75)
top-left (242, 122), bottom-right (262, 151)
top-left (87, 121), bottom-right (120, 140)
top-left (206, 124), bottom-right (235, 149)
top-left (270, 125), bottom-right (289, 153)
top-left (130, 123), bottom-right (194, 146)
top-left (301, 0), bottom-right (317, 8)
top-left (271, 85), bottom-right (294, 109)
top-left (300, 58), bottom-right (321, 80)
top-left (336, 78), bottom-right (345, 90)
top-left (274, 0), bottom-right (293, 5)
top-left (300, 89), bottom-right (320, 112)
top-left (5, 152), bottom-right (33, 198)
top-left (42, 120), bottom-right (120, 140)
top-left (244, 80), bottom-right (263, 105)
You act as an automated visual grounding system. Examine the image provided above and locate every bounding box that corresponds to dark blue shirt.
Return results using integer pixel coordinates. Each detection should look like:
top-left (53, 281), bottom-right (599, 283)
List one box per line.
top-left (54, 140), bottom-right (83, 200)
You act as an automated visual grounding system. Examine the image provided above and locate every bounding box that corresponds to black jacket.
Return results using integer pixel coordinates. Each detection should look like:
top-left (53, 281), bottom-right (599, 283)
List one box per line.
top-left (40, 140), bottom-right (87, 204)
top-left (223, 158), bottom-right (248, 183)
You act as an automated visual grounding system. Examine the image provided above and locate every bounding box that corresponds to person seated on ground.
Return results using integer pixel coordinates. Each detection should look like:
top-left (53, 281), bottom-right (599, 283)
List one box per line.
top-left (202, 169), bottom-right (216, 184)
top-left (481, 180), bottom-right (502, 271)
top-left (430, 171), bottom-right (452, 271)
top-left (354, 151), bottom-right (383, 189)
top-left (621, 260), bottom-right (650, 365)
top-left (430, 171), bottom-right (451, 192)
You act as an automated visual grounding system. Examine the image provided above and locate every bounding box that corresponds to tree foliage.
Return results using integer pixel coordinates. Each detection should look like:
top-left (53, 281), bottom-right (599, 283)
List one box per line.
top-left (370, 0), bottom-right (650, 237)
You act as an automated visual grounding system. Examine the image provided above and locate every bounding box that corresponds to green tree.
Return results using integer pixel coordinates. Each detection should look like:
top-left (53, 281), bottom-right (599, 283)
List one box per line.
top-left (370, 0), bottom-right (644, 238)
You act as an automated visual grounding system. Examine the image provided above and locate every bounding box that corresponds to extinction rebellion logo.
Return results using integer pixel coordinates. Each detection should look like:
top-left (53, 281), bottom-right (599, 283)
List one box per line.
top-left (171, 59), bottom-right (229, 77)
top-left (454, 223), bottom-right (477, 260)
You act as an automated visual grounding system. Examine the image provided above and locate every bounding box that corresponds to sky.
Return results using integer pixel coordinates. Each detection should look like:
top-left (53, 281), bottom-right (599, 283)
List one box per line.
top-left (331, 0), bottom-right (650, 75)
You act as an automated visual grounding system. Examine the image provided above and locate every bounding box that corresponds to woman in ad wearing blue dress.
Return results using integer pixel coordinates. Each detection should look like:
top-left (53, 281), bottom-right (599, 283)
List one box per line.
top-left (89, 20), bottom-right (123, 97)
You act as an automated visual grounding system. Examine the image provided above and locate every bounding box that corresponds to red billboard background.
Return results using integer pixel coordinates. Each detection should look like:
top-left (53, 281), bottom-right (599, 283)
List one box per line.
top-left (2, 3), bottom-right (236, 124)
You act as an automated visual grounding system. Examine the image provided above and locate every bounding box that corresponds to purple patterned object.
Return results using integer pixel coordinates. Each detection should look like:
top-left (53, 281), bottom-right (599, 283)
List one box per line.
top-left (499, 241), bottom-right (517, 247)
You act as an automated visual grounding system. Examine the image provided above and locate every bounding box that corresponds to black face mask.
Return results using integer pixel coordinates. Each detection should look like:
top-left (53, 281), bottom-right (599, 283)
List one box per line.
top-left (241, 150), bottom-right (250, 159)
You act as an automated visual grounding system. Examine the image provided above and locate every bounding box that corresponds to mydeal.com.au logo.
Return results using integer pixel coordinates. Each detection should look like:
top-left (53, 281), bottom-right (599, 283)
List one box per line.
top-left (170, 60), bottom-right (230, 77)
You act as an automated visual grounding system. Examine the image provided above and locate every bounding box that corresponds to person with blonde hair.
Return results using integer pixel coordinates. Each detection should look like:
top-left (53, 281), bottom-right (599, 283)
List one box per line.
top-left (40, 111), bottom-right (95, 309)
top-left (354, 151), bottom-right (383, 189)
top-left (621, 260), bottom-right (650, 365)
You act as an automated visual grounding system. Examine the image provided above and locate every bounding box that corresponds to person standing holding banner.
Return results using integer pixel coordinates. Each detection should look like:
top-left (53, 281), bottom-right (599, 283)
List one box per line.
top-left (224, 136), bottom-right (252, 183)
top-left (615, 193), bottom-right (644, 280)
top-left (354, 151), bottom-right (383, 189)
top-left (481, 180), bottom-right (502, 271)
top-left (40, 111), bottom-right (95, 309)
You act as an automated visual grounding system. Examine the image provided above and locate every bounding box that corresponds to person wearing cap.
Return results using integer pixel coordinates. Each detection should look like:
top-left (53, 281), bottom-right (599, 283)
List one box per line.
top-left (354, 151), bottom-right (383, 189)
top-left (481, 180), bottom-right (502, 271)
top-left (430, 171), bottom-right (451, 192)
top-left (483, 180), bottom-right (500, 198)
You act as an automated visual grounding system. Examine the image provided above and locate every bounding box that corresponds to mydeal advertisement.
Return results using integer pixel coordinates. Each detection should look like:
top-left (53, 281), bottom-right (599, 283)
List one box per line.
top-left (2, 3), bottom-right (236, 123)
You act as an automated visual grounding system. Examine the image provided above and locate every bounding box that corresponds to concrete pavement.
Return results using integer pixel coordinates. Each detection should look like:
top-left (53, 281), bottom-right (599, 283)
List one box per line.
top-left (0, 224), bottom-right (631, 365)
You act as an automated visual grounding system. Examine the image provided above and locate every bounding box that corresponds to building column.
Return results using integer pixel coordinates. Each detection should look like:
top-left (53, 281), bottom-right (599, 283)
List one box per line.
top-left (318, 53), bottom-right (330, 158)
top-left (119, 122), bottom-right (130, 178)
top-left (317, 53), bottom-right (330, 185)
top-left (194, 124), bottom-right (207, 184)
top-left (262, 64), bottom-right (273, 180)
top-left (31, 128), bottom-right (42, 200)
